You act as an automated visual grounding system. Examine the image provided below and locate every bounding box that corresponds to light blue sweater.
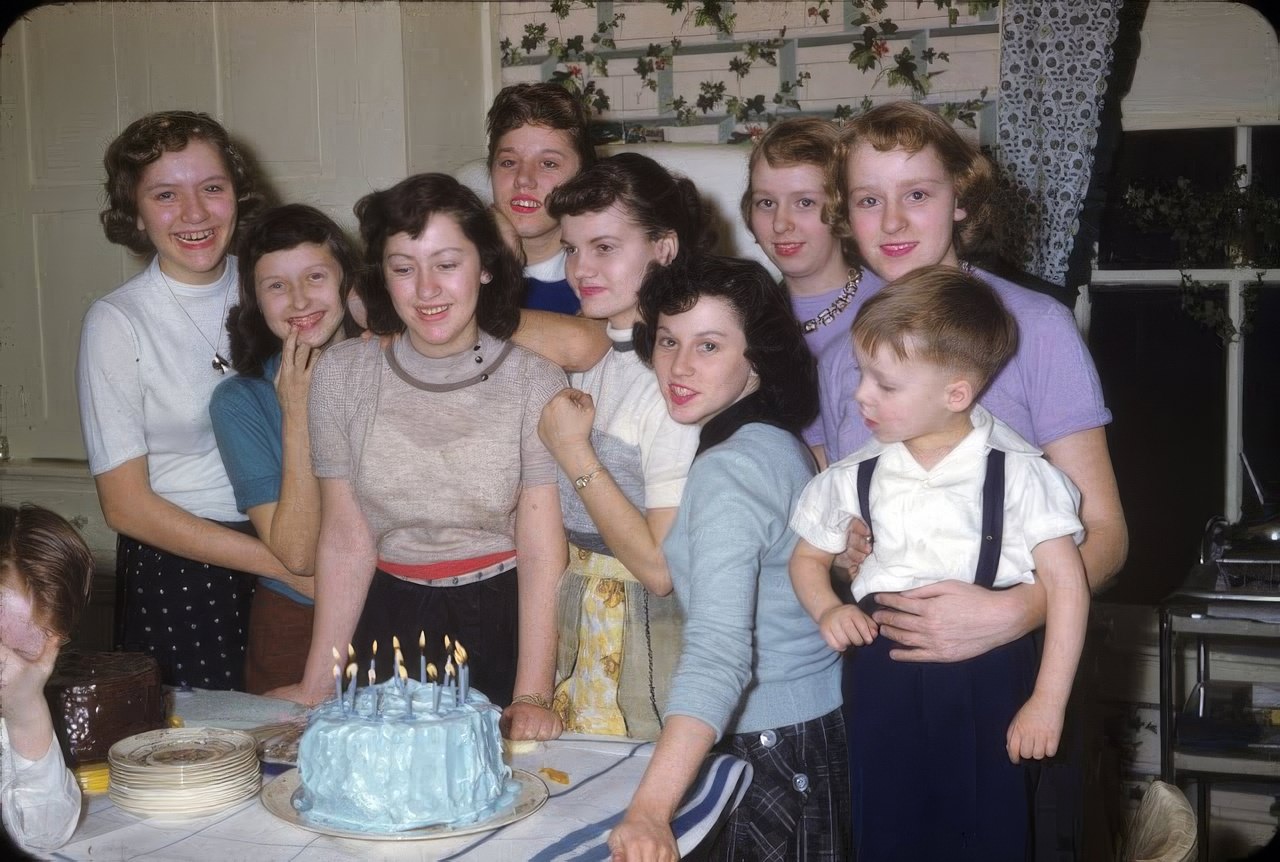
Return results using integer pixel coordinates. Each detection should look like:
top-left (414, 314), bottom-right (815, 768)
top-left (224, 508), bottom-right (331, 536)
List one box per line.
top-left (662, 423), bottom-right (841, 738)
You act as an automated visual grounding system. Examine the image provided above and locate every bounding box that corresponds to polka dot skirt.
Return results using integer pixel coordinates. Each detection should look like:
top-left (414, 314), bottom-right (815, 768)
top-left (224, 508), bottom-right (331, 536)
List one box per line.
top-left (116, 535), bottom-right (256, 691)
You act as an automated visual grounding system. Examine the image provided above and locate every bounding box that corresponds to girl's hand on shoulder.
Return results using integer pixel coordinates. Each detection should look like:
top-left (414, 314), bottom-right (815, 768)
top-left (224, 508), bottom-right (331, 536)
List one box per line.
top-left (608, 810), bottom-right (679, 862)
top-left (499, 699), bottom-right (564, 742)
top-left (275, 328), bottom-right (317, 416)
top-left (538, 389), bottom-right (596, 458)
top-left (1006, 696), bottom-right (1063, 764)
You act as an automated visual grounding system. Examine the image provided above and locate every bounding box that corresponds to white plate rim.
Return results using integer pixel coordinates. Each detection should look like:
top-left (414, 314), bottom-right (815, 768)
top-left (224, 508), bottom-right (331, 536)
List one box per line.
top-left (260, 768), bottom-right (549, 841)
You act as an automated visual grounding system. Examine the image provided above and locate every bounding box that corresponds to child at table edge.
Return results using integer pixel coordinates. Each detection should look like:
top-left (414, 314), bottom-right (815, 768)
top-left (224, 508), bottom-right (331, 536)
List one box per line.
top-left (1, 503), bottom-right (95, 853)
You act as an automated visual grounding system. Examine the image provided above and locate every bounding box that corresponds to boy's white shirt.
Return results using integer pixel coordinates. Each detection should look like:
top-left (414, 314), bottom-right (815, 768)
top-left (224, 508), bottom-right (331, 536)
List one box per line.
top-left (523, 247), bottom-right (567, 281)
top-left (1, 717), bottom-right (82, 851)
top-left (790, 404), bottom-right (1084, 600)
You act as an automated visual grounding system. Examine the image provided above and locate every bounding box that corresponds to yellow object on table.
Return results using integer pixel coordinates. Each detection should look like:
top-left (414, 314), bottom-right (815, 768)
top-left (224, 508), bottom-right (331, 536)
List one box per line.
top-left (74, 762), bottom-right (111, 795)
top-left (167, 715), bottom-right (185, 728)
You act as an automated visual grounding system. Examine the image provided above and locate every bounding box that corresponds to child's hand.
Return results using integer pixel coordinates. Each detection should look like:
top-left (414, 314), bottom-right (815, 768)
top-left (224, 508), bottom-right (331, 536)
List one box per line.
top-left (817, 604), bottom-right (878, 651)
top-left (1006, 696), bottom-right (1064, 764)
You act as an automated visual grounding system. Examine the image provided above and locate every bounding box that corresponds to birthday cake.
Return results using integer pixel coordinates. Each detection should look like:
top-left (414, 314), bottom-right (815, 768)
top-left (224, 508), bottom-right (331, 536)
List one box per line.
top-left (293, 678), bottom-right (518, 833)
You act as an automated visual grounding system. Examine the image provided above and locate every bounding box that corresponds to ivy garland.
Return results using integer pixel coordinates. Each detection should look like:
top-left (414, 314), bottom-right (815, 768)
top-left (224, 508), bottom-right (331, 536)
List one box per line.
top-left (500, 0), bottom-right (994, 129)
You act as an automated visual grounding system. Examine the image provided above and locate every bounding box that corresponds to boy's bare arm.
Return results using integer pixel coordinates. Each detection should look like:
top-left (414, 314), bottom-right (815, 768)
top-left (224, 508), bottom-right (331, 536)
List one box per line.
top-left (1008, 535), bottom-right (1090, 762)
top-left (789, 538), bottom-right (842, 623)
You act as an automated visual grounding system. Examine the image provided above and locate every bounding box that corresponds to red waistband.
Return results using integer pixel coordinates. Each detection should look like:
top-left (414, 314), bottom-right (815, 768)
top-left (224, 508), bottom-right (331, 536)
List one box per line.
top-left (378, 550), bottom-right (515, 581)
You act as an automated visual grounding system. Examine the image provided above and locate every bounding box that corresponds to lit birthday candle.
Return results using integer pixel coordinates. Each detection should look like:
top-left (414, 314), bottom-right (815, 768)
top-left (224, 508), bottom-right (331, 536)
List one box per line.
top-left (345, 662), bottom-right (358, 711)
top-left (444, 655), bottom-right (456, 707)
top-left (369, 640), bottom-right (378, 683)
top-left (427, 663), bottom-right (440, 712)
top-left (398, 664), bottom-right (412, 717)
top-left (368, 667), bottom-right (378, 716)
top-left (392, 636), bottom-right (404, 692)
top-left (419, 631), bottom-right (427, 684)
top-left (333, 662), bottom-right (342, 708)
top-left (455, 642), bottom-right (469, 704)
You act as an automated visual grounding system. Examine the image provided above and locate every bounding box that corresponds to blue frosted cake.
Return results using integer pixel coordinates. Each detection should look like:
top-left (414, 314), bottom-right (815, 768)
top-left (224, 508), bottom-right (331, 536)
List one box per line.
top-left (293, 679), bottom-right (519, 832)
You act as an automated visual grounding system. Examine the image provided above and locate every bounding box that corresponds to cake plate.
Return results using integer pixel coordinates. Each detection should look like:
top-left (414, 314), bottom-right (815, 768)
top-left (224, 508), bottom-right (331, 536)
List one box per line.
top-left (261, 768), bottom-right (549, 841)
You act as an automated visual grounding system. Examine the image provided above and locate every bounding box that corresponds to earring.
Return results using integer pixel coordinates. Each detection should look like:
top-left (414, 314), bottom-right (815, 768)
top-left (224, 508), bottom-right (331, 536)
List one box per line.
top-left (480, 272), bottom-right (492, 284)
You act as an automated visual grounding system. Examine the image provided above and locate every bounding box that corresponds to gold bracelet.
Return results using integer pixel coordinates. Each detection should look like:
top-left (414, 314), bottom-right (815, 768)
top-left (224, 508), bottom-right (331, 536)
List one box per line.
top-left (573, 464), bottom-right (606, 491)
top-left (511, 692), bottom-right (553, 710)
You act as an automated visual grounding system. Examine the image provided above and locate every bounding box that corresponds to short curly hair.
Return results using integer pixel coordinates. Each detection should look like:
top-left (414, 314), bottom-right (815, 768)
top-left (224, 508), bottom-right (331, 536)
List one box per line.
top-left (741, 116), bottom-right (858, 267)
top-left (354, 173), bottom-right (523, 341)
top-left (826, 101), bottom-right (995, 260)
top-left (485, 83), bottom-right (597, 172)
top-left (635, 254), bottom-right (818, 434)
top-left (100, 110), bottom-right (265, 255)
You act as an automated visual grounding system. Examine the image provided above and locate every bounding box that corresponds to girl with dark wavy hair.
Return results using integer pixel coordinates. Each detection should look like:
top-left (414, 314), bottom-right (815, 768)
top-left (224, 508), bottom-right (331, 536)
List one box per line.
top-left (612, 255), bottom-right (848, 861)
top-left (512, 153), bottom-right (711, 743)
top-left (76, 110), bottom-right (293, 691)
top-left (208, 204), bottom-right (362, 694)
top-left (273, 174), bottom-right (567, 723)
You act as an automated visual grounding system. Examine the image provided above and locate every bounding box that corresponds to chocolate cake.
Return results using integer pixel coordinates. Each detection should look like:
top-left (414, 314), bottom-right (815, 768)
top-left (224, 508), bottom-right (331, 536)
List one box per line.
top-left (44, 650), bottom-right (166, 767)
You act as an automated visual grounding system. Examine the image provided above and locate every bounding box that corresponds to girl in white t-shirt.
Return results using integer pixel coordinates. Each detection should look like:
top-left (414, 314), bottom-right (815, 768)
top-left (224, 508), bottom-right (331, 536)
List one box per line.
top-left (76, 111), bottom-right (304, 690)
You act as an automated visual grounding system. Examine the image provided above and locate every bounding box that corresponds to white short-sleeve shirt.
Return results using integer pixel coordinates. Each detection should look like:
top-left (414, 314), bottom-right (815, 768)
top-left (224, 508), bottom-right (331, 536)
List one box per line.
top-left (790, 405), bottom-right (1084, 600)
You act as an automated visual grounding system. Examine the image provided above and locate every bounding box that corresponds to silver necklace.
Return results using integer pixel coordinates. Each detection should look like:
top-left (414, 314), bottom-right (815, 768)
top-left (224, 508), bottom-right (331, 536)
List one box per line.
top-left (801, 267), bottom-right (862, 333)
top-left (157, 266), bottom-right (232, 374)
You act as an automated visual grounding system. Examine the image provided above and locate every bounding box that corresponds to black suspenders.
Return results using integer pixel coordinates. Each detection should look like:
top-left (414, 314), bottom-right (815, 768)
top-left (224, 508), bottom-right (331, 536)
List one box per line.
top-left (855, 449), bottom-right (1007, 587)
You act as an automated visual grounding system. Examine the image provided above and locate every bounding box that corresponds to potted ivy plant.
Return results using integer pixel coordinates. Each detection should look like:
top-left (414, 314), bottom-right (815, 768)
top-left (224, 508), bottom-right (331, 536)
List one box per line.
top-left (1125, 167), bottom-right (1279, 341)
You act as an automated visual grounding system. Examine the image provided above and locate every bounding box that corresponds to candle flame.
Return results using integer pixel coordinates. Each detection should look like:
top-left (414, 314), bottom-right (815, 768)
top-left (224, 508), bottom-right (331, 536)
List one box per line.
top-left (427, 663), bottom-right (438, 682)
top-left (346, 662), bottom-right (357, 679)
top-left (455, 642), bottom-right (468, 664)
top-left (398, 664), bottom-right (408, 680)
top-left (348, 643), bottom-right (356, 660)
top-left (372, 640), bottom-right (378, 656)
top-left (444, 634), bottom-right (451, 651)
top-left (332, 646), bottom-right (341, 662)
top-left (333, 664), bottom-right (340, 678)
top-left (419, 630), bottom-right (426, 649)
top-left (392, 635), bottom-right (401, 650)
top-left (445, 655), bottom-right (455, 678)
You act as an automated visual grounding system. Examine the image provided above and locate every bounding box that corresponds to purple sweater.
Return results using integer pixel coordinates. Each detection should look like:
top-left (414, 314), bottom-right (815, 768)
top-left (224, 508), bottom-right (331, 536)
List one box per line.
top-left (817, 267), bottom-right (1111, 462)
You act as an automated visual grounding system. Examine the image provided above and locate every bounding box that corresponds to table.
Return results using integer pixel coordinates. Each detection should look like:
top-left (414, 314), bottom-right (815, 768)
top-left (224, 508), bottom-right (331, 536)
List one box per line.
top-left (52, 735), bottom-right (748, 861)
top-left (1159, 563), bottom-right (1280, 862)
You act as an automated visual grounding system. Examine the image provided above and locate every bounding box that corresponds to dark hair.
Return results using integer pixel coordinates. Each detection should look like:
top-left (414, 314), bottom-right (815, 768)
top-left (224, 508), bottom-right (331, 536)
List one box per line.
top-left (827, 100), bottom-right (995, 259)
top-left (636, 255), bottom-right (818, 433)
top-left (354, 173), bottom-right (523, 340)
top-left (852, 264), bottom-right (1018, 393)
top-left (0, 504), bottom-right (94, 640)
top-left (546, 152), bottom-right (715, 259)
top-left (100, 110), bottom-right (264, 255)
top-left (485, 82), bottom-right (597, 172)
top-left (227, 205), bottom-right (364, 377)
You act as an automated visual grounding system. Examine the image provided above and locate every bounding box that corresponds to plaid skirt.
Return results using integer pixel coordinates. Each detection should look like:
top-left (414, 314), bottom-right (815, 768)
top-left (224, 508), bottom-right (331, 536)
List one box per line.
top-left (707, 707), bottom-right (851, 862)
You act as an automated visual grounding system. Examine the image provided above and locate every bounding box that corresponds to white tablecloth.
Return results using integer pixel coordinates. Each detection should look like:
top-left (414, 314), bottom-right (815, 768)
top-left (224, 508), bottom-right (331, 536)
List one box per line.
top-left (50, 735), bottom-right (748, 861)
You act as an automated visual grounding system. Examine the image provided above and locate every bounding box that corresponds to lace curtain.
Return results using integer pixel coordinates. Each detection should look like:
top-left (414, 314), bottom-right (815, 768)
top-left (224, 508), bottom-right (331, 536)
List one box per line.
top-left (996, 0), bottom-right (1124, 290)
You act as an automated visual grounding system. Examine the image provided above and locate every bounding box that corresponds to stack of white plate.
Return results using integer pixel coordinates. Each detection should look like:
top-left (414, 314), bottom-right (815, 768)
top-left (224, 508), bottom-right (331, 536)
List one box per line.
top-left (108, 727), bottom-right (261, 818)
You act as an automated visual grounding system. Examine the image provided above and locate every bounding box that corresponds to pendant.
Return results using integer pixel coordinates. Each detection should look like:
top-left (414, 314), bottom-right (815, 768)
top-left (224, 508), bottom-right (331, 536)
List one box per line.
top-left (212, 353), bottom-right (230, 374)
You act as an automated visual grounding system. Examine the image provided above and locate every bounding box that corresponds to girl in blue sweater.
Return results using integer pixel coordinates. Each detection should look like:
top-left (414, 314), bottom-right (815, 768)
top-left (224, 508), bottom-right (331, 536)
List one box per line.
top-left (609, 256), bottom-right (848, 862)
